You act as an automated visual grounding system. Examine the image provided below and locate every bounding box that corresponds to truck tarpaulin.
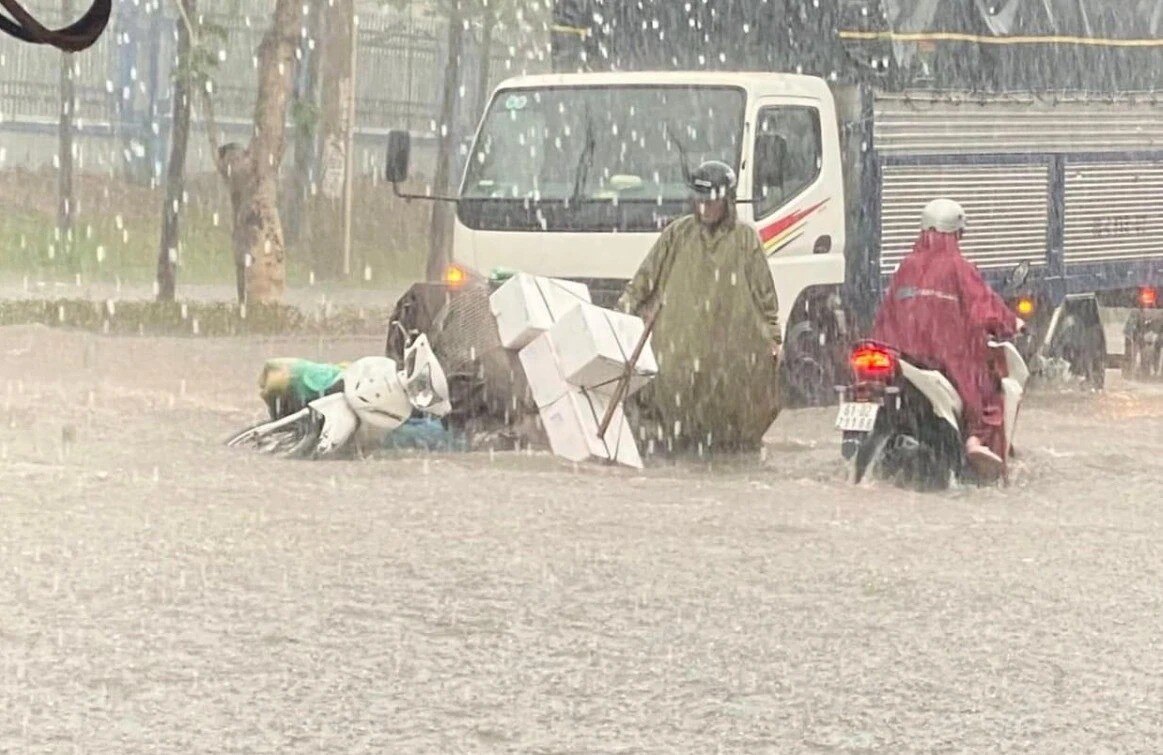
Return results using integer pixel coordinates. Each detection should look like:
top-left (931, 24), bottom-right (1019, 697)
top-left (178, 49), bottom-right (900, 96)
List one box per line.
top-left (552, 0), bottom-right (1163, 91)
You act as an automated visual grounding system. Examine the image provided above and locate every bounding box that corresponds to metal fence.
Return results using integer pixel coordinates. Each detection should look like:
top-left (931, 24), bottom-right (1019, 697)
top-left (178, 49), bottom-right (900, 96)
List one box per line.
top-left (0, 0), bottom-right (546, 175)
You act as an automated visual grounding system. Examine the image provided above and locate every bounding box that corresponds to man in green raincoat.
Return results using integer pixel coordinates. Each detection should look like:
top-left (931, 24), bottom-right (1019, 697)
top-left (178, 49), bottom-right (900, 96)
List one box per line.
top-left (619, 160), bottom-right (782, 453)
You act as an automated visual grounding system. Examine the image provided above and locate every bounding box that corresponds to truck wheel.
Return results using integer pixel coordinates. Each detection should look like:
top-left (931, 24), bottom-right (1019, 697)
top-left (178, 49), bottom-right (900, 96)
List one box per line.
top-left (1123, 337), bottom-right (1143, 381)
top-left (1082, 345), bottom-right (1106, 390)
top-left (781, 321), bottom-right (837, 408)
top-left (1054, 300), bottom-right (1105, 390)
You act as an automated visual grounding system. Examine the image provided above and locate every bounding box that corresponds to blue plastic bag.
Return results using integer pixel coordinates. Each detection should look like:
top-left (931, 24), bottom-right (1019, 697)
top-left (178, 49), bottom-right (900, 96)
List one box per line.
top-left (382, 416), bottom-right (469, 452)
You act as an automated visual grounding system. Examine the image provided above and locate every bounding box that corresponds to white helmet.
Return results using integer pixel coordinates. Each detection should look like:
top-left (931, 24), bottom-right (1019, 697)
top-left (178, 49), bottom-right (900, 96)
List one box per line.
top-left (343, 356), bottom-right (414, 433)
top-left (921, 198), bottom-right (967, 234)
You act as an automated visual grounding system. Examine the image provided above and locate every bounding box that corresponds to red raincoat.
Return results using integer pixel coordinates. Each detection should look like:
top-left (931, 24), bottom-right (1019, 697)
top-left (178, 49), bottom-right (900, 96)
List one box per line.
top-left (871, 231), bottom-right (1018, 457)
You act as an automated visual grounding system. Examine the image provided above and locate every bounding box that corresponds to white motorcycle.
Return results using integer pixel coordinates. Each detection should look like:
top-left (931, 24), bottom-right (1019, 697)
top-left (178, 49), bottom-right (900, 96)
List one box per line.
top-left (836, 337), bottom-right (1030, 490)
top-left (227, 334), bottom-right (452, 459)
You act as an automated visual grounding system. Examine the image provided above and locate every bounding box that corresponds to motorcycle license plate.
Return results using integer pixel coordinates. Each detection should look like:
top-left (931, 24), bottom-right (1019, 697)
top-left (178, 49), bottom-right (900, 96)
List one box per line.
top-left (835, 402), bottom-right (879, 432)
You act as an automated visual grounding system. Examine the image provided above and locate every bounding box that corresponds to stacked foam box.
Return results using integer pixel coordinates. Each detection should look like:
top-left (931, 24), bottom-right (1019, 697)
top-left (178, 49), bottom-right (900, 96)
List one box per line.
top-left (490, 274), bottom-right (656, 469)
top-left (550, 303), bottom-right (659, 397)
top-left (489, 273), bottom-right (591, 350)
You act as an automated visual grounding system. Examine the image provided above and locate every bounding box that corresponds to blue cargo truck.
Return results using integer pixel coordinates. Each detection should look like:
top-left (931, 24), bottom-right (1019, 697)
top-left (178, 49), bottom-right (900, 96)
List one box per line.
top-left (548, 0), bottom-right (1163, 393)
top-left (384, 1), bottom-right (1163, 403)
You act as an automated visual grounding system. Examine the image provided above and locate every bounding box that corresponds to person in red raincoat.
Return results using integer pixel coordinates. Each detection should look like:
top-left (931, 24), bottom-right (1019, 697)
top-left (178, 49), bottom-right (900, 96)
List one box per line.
top-left (871, 198), bottom-right (1019, 479)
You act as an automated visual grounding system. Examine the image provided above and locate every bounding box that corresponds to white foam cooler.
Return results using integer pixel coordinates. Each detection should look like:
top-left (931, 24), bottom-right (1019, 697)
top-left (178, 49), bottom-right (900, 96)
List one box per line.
top-left (538, 388), bottom-right (643, 469)
top-left (549, 302), bottom-right (658, 396)
top-left (488, 273), bottom-right (591, 350)
top-left (517, 331), bottom-right (571, 409)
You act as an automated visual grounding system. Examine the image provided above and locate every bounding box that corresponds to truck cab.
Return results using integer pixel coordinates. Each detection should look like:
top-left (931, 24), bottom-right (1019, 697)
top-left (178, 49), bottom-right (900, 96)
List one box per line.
top-left (432, 71), bottom-right (848, 337)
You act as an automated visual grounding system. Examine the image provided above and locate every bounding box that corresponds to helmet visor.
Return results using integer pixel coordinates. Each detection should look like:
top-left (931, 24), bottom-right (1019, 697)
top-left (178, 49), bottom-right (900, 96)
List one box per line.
top-left (690, 180), bottom-right (729, 200)
top-left (404, 363), bottom-right (436, 409)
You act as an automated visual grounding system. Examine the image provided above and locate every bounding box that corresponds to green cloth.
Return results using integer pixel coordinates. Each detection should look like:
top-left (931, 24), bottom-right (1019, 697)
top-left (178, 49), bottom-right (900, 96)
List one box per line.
top-left (618, 214), bottom-right (782, 451)
top-left (259, 358), bottom-right (346, 420)
top-left (293, 361), bottom-right (344, 402)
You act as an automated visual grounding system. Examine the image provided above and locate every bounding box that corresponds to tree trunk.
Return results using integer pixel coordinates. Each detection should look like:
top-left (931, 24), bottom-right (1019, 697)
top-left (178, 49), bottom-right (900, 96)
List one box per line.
top-left (157, 0), bottom-right (195, 302)
top-left (307, 0), bottom-right (354, 280)
top-left (427, 1), bottom-right (464, 282)
top-left (283, 0), bottom-right (323, 249)
top-left (57, 0), bottom-right (76, 266)
top-left (220, 0), bottom-right (299, 304)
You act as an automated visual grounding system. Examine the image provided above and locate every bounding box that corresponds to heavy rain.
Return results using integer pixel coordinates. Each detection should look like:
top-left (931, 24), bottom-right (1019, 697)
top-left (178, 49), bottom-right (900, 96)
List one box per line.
top-left (2, 0), bottom-right (1163, 750)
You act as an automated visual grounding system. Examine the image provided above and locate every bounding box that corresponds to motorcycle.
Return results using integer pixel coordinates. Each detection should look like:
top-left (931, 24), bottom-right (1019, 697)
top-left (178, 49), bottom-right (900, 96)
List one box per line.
top-left (226, 334), bottom-right (452, 459)
top-left (837, 335), bottom-right (1028, 488)
top-left (836, 261), bottom-right (1034, 490)
top-left (836, 337), bottom-right (1030, 489)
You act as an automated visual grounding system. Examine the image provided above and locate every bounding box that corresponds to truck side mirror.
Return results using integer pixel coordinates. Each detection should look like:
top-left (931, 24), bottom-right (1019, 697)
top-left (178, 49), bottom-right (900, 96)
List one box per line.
top-left (385, 130), bottom-right (411, 184)
top-left (1006, 260), bottom-right (1031, 291)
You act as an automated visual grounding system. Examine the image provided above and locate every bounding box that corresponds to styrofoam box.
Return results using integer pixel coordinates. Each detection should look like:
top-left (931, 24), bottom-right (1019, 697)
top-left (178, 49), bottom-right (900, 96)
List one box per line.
top-left (550, 302), bottom-right (658, 396)
top-left (518, 331), bottom-right (571, 409)
top-left (539, 389), bottom-right (643, 469)
top-left (489, 273), bottom-right (591, 350)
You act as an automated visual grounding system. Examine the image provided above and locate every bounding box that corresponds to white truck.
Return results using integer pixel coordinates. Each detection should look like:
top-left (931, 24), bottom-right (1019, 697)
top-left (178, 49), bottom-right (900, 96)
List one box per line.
top-left (384, 70), bottom-right (1163, 401)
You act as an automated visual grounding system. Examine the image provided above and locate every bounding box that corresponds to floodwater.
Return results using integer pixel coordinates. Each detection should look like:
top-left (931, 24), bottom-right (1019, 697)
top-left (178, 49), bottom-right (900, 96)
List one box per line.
top-left (2, 323), bottom-right (1163, 752)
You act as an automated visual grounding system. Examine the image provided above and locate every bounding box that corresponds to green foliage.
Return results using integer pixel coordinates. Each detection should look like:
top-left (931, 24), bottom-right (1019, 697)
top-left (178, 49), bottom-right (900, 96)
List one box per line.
top-left (170, 7), bottom-right (228, 92)
top-left (0, 171), bottom-right (429, 290)
top-left (291, 98), bottom-right (320, 137)
top-left (0, 299), bottom-right (391, 337)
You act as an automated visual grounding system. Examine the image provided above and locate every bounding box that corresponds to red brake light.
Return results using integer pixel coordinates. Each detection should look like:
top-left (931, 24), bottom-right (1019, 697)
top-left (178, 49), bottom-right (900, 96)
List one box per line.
top-left (1139, 286), bottom-right (1158, 308)
top-left (851, 345), bottom-right (897, 382)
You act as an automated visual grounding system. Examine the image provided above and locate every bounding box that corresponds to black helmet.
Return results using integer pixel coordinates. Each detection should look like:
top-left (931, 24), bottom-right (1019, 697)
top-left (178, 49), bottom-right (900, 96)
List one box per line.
top-left (688, 160), bottom-right (737, 200)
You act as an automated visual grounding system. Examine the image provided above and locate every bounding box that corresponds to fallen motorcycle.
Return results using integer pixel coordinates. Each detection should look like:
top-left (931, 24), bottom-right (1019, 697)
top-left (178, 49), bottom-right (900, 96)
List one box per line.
top-left (226, 334), bottom-right (452, 459)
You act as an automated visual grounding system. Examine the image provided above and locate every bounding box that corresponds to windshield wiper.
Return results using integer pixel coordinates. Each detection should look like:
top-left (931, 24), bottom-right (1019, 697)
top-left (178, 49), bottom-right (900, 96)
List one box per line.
top-left (568, 108), bottom-right (597, 208)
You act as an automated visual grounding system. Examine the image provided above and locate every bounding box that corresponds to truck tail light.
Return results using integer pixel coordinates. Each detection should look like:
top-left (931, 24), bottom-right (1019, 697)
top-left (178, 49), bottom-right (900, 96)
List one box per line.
top-left (1139, 286), bottom-right (1158, 308)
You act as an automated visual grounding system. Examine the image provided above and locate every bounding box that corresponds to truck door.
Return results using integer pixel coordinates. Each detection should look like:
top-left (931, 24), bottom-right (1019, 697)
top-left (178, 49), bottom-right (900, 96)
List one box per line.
top-left (749, 102), bottom-right (826, 256)
top-left (743, 97), bottom-right (846, 327)
top-left (747, 96), bottom-right (845, 263)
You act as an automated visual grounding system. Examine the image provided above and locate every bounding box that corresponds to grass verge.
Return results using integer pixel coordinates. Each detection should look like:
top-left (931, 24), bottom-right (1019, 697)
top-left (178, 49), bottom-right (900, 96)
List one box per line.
top-left (0, 298), bottom-right (393, 337)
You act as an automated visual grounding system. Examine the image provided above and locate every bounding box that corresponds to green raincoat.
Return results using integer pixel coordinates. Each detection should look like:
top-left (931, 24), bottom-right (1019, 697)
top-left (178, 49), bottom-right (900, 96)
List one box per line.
top-left (619, 214), bottom-right (782, 452)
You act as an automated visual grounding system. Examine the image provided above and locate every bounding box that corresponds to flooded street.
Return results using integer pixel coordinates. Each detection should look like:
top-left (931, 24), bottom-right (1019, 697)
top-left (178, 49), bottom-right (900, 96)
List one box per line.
top-left (2, 324), bottom-right (1163, 752)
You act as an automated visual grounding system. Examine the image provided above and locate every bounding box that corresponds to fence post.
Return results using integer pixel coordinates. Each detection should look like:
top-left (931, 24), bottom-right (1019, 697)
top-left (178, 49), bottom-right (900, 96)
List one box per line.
top-left (58, 0), bottom-right (76, 267)
top-left (111, 0), bottom-right (141, 181)
top-left (143, 1), bottom-right (163, 187)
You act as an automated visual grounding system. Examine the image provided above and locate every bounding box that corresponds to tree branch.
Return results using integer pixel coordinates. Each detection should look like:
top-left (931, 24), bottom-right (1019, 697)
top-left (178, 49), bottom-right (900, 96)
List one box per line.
top-left (170, 0), bottom-right (225, 176)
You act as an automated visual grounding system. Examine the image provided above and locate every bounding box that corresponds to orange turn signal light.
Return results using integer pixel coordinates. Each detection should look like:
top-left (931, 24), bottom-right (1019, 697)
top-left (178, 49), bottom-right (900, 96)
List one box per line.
top-left (1016, 297), bottom-right (1036, 317)
top-left (443, 264), bottom-right (468, 287)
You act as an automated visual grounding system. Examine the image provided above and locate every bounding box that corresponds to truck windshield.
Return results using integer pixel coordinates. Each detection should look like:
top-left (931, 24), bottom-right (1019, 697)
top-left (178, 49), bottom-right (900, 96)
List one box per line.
top-left (459, 85), bottom-right (745, 232)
